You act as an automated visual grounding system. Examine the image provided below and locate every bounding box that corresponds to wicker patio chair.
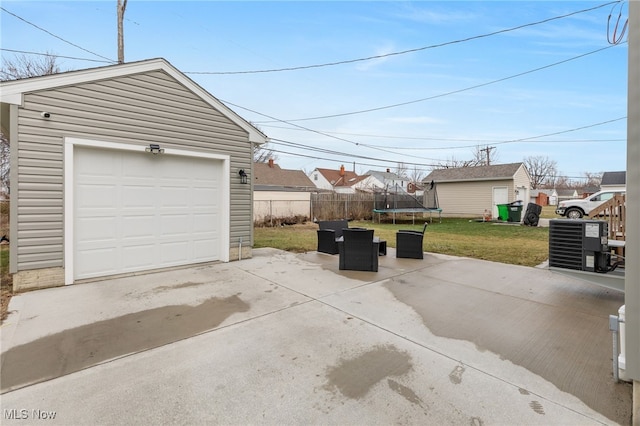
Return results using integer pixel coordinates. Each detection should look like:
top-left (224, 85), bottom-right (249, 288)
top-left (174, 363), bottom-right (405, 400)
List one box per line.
top-left (317, 220), bottom-right (349, 254)
top-left (338, 228), bottom-right (379, 272)
top-left (396, 223), bottom-right (428, 259)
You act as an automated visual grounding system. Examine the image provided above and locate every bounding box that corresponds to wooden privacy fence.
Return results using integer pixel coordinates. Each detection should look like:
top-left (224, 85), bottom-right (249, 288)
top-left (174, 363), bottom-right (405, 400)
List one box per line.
top-left (311, 193), bottom-right (375, 221)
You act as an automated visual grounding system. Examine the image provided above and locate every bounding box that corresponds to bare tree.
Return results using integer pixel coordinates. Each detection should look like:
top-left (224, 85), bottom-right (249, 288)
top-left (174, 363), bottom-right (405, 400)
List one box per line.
top-left (473, 145), bottom-right (498, 166)
top-left (253, 143), bottom-right (278, 163)
top-left (581, 171), bottom-right (602, 188)
top-left (0, 53), bottom-right (60, 81)
top-left (407, 165), bottom-right (424, 184)
top-left (394, 162), bottom-right (408, 179)
top-left (523, 155), bottom-right (558, 189)
top-left (117, 0), bottom-right (128, 63)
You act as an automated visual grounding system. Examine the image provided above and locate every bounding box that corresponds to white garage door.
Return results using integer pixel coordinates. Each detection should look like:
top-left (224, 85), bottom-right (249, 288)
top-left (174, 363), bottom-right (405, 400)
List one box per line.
top-left (74, 146), bottom-right (222, 280)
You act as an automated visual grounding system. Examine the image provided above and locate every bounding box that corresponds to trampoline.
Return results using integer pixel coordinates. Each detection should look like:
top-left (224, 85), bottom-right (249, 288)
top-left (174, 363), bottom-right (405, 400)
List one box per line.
top-left (373, 181), bottom-right (441, 224)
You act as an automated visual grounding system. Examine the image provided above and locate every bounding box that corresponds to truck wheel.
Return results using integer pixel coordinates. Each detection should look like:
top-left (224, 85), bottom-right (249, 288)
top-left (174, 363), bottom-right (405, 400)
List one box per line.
top-left (566, 208), bottom-right (583, 219)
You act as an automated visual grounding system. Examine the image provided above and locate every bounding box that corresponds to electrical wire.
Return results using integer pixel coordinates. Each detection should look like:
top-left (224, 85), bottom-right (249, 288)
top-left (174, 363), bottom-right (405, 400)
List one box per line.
top-left (259, 124), bottom-right (626, 146)
top-left (254, 44), bottom-right (623, 124)
top-left (0, 7), bottom-right (116, 63)
top-left (258, 116), bottom-right (626, 170)
top-left (185, 1), bottom-right (620, 75)
top-left (0, 48), bottom-right (113, 64)
top-left (607, 1), bottom-right (628, 45)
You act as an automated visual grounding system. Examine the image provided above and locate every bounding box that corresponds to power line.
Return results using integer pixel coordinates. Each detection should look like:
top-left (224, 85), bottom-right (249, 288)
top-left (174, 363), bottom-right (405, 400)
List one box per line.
top-left (185, 1), bottom-right (620, 75)
top-left (0, 7), bottom-right (116, 63)
top-left (254, 44), bottom-right (623, 124)
top-left (0, 48), bottom-right (113, 64)
top-left (259, 124), bottom-right (625, 146)
top-left (260, 117), bottom-right (627, 169)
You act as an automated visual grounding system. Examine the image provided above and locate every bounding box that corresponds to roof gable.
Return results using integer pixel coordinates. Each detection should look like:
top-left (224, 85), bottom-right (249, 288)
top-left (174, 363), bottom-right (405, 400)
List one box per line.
top-left (424, 162), bottom-right (525, 182)
top-left (0, 58), bottom-right (267, 144)
top-left (254, 162), bottom-right (314, 187)
top-left (314, 167), bottom-right (360, 187)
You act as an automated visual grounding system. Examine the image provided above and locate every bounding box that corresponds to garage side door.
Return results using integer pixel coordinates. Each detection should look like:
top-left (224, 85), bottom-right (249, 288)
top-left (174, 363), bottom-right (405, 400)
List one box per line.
top-left (74, 147), bottom-right (222, 280)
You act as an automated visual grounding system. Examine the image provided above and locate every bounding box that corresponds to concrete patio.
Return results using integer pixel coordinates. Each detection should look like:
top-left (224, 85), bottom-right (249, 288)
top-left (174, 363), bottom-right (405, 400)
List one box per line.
top-left (0, 248), bottom-right (632, 425)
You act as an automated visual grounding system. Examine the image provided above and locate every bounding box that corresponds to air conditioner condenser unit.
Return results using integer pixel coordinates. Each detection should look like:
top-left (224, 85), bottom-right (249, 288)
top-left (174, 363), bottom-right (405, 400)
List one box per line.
top-left (549, 219), bottom-right (611, 273)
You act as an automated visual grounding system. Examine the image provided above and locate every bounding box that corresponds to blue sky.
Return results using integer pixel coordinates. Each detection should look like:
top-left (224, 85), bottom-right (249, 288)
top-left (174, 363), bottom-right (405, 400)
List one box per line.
top-left (1, 1), bottom-right (629, 180)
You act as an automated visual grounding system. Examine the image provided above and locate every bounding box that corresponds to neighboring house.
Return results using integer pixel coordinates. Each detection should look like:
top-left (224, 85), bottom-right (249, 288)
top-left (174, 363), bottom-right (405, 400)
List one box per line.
top-left (0, 58), bottom-right (268, 292)
top-left (310, 166), bottom-right (372, 194)
top-left (556, 189), bottom-right (579, 202)
top-left (253, 159), bottom-right (315, 222)
top-left (365, 169), bottom-right (410, 191)
top-left (600, 170), bottom-right (626, 191)
top-left (529, 189), bottom-right (551, 206)
top-left (422, 162), bottom-right (531, 219)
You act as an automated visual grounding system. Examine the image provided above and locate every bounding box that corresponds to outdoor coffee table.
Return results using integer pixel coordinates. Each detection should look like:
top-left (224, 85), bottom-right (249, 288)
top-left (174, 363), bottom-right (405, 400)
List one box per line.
top-left (374, 237), bottom-right (387, 256)
top-left (336, 236), bottom-right (386, 256)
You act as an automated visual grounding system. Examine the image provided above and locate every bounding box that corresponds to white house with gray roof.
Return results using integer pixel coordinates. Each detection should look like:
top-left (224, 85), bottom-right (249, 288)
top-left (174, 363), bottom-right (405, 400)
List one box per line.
top-left (422, 162), bottom-right (531, 219)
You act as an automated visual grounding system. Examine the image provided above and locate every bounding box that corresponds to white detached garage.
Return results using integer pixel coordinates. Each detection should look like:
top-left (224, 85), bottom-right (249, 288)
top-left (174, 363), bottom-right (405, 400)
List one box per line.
top-left (0, 58), bottom-right (268, 291)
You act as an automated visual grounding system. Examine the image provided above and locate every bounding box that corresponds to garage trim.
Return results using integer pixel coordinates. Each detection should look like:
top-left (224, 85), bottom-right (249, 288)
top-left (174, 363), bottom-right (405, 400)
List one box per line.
top-left (64, 137), bottom-right (230, 285)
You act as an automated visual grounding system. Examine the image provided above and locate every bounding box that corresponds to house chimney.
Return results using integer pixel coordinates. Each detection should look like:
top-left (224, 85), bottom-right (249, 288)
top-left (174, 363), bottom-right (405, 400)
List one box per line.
top-left (340, 165), bottom-right (345, 176)
top-left (268, 158), bottom-right (274, 168)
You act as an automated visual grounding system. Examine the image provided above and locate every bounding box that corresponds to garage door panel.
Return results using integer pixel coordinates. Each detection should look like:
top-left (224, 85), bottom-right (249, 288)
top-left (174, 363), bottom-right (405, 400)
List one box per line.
top-left (193, 240), bottom-right (217, 260)
top-left (160, 241), bottom-right (190, 263)
top-left (193, 214), bottom-right (217, 232)
top-left (122, 185), bottom-right (156, 208)
top-left (76, 184), bottom-right (117, 209)
top-left (160, 215), bottom-right (190, 237)
top-left (121, 216), bottom-right (156, 239)
top-left (76, 217), bottom-right (118, 242)
top-left (76, 248), bottom-right (119, 277)
top-left (121, 245), bottom-right (156, 269)
top-left (160, 188), bottom-right (190, 208)
top-left (74, 146), bottom-right (223, 280)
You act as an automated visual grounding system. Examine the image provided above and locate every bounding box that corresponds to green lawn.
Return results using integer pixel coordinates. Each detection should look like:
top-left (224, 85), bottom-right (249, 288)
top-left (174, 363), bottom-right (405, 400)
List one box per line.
top-left (254, 218), bottom-right (549, 267)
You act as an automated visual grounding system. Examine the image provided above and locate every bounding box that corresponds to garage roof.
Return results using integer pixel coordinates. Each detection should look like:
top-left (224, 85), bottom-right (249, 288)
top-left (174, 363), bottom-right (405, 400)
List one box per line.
top-left (423, 162), bottom-right (526, 183)
top-left (0, 58), bottom-right (268, 144)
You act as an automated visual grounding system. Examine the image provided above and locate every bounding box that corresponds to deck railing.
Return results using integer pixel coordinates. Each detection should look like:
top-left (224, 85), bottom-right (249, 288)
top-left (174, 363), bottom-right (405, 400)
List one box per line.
top-left (588, 194), bottom-right (626, 241)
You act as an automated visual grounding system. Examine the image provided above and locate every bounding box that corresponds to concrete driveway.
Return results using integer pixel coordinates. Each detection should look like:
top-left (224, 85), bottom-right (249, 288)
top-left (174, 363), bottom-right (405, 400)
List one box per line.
top-left (0, 248), bottom-right (631, 425)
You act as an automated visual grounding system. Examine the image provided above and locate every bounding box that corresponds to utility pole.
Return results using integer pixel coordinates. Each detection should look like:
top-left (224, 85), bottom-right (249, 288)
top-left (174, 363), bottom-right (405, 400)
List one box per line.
top-left (481, 146), bottom-right (495, 166)
top-left (117, 0), bottom-right (128, 64)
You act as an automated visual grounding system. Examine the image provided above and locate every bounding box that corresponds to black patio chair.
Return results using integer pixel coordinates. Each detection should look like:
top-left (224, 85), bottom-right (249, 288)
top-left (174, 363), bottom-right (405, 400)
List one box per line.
top-left (396, 222), bottom-right (428, 259)
top-left (316, 220), bottom-right (349, 254)
top-left (338, 228), bottom-right (379, 272)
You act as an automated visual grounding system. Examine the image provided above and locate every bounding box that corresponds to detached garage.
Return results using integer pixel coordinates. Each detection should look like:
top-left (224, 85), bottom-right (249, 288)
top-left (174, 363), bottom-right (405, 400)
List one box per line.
top-left (0, 58), bottom-right (268, 291)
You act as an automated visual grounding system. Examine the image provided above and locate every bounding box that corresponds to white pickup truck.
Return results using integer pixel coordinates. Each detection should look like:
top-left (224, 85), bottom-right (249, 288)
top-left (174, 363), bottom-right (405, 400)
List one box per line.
top-left (555, 189), bottom-right (626, 219)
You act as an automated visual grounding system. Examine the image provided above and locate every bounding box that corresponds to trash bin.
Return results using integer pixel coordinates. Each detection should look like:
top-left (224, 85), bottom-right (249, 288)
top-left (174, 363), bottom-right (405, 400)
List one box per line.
top-left (497, 204), bottom-right (509, 221)
top-left (507, 200), bottom-right (524, 222)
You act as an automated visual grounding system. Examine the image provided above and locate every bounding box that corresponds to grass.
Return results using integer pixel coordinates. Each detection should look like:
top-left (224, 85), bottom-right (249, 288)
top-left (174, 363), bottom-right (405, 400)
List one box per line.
top-left (254, 218), bottom-right (550, 267)
top-left (1, 246), bottom-right (10, 321)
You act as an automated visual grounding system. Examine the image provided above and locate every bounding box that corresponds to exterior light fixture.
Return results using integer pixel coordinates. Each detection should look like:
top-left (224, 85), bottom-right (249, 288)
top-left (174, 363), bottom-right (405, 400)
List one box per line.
top-left (145, 144), bottom-right (164, 155)
top-left (238, 169), bottom-right (248, 184)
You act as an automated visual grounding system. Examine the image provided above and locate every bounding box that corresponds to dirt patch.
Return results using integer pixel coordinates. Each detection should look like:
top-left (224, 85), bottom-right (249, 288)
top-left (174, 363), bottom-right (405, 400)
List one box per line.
top-left (0, 294), bottom-right (249, 393)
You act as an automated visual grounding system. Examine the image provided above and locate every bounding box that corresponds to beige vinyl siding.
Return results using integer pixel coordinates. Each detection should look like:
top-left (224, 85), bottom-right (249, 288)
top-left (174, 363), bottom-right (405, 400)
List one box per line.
top-left (15, 70), bottom-right (252, 272)
top-left (437, 179), bottom-right (513, 217)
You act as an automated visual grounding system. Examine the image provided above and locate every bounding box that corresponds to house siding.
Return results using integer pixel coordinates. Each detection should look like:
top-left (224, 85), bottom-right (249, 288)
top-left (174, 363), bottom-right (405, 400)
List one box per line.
top-left (436, 179), bottom-right (514, 217)
top-left (13, 70), bottom-right (252, 277)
